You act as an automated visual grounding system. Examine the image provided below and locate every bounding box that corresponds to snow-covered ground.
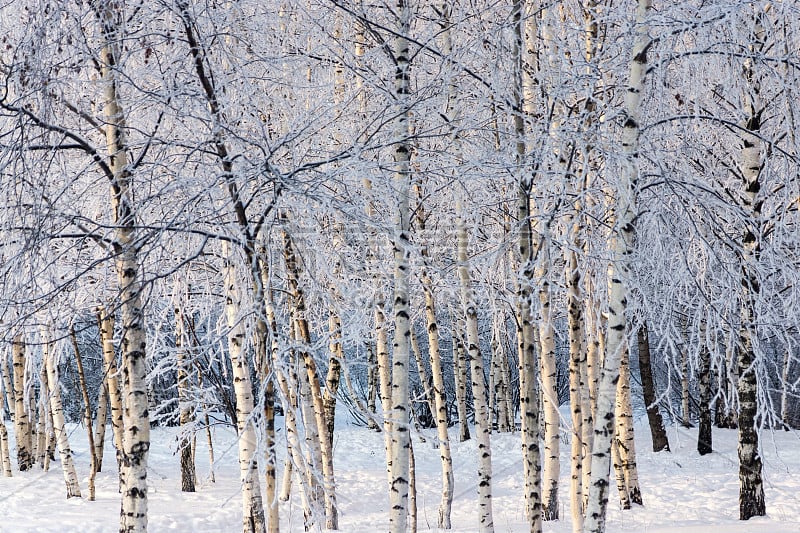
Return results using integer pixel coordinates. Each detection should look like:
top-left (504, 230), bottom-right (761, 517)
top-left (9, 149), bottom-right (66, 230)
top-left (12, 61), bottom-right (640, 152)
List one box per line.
top-left (1, 418), bottom-right (799, 532)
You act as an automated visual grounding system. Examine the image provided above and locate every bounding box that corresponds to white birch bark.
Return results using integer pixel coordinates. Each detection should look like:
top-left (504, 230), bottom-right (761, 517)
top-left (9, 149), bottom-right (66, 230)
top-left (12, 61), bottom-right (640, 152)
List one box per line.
top-left (94, 382), bottom-right (108, 473)
top-left (452, 320), bottom-right (471, 443)
top-left (0, 417), bottom-right (11, 477)
top-left (412, 180), bottom-right (455, 527)
top-left (269, 296), bottom-right (312, 517)
top-left (282, 225), bottom-right (338, 530)
top-left (195, 368), bottom-right (215, 484)
top-left (615, 343), bottom-right (642, 506)
top-left (584, 287), bottom-right (601, 418)
top-left (584, 0), bottom-right (651, 530)
top-left (71, 325), bottom-right (97, 500)
top-left (92, 3), bottom-right (152, 527)
top-left (1, 352), bottom-right (13, 424)
top-left (410, 328), bottom-right (436, 428)
top-left (0, 356), bottom-right (12, 475)
top-left (423, 274), bottom-right (454, 528)
top-left (292, 319), bottom-right (326, 526)
top-left (566, 245), bottom-right (586, 531)
top-left (611, 437), bottom-right (629, 509)
top-left (97, 307), bottom-right (124, 470)
top-left (456, 217), bottom-right (494, 532)
top-left (388, 0), bottom-right (413, 528)
top-left (324, 311), bottom-right (344, 445)
top-left (538, 238), bottom-right (560, 521)
top-left (736, 6), bottom-right (767, 520)
top-left (175, 302), bottom-right (196, 493)
top-left (222, 241), bottom-right (266, 533)
top-left (35, 361), bottom-right (50, 470)
top-left (512, 0), bottom-right (542, 529)
top-left (41, 326), bottom-right (81, 498)
top-left (579, 0), bottom-right (601, 509)
top-left (447, 2), bottom-right (494, 524)
top-left (491, 310), bottom-right (512, 433)
top-left (11, 335), bottom-right (32, 471)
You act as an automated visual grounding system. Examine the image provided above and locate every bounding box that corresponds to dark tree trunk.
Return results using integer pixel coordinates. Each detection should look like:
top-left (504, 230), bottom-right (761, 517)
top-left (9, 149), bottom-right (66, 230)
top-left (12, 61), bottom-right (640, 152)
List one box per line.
top-left (637, 324), bottom-right (669, 452)
top-left (697, 343), bottom-right (713, 456)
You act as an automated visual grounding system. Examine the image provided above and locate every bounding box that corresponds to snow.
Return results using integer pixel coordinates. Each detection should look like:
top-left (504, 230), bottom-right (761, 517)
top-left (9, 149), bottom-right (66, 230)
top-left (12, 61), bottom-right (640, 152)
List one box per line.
top-left (1, 419), bottom-right (800, 532)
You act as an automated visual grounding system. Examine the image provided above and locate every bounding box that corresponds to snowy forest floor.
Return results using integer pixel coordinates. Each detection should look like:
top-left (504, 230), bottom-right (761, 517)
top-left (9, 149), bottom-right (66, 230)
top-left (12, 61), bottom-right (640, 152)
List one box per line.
top-left (1, 417), bottom-right (800, 532)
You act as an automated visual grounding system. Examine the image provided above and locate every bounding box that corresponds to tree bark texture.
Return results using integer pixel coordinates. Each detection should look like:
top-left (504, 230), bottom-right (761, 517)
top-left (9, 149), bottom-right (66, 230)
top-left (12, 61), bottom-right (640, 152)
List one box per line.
top-left (637, 324), bottom-right (669, 452)
top-left (697, 340), bottom-right (713, 456)
top-left (222, 242), bottom-right (266, 533)
top-left (584, 0), bottom-right (651, 530)
top-left (388, 0), bottom-right (412, 527)
top-left (11, 335), bottom-right (32, 472)
top-left (72, 325), bottom-right (98, 499)
top-left (175, 303), bottom-right (196, 493)
top-left (512, 0), bottom-right (543, 530)
top-left (538, 239), bottom-right (560, 522)
top-left (283, 226), bottom-right (338, 530)
top-left (41, 326), bottom-right (81, 498)
top-left (456, 203), bottom-right (494, 532)
top-left (736, 6), bottom-right (767, 521)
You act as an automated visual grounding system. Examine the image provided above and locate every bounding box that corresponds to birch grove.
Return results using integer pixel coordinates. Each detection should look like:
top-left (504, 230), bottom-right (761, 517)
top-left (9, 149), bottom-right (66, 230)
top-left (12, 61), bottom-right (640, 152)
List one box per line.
top-left (1, 0), bottom-right (800, 532)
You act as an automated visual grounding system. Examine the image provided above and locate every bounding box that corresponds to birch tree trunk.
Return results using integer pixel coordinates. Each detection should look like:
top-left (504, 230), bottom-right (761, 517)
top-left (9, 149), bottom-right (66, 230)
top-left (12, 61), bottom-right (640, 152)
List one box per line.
top-left (222, 242), bottom-right (266, 533)
top-left (41, 326), bottom-right (81, 498)
top-left (452, 322), bottom-right (471, 442)
top-left (566, 245), bottom-right (587, 531)
top-left (490, 311), bottom-right (512, 433)
top-left (1, 352), bottom-right (13, 424)
top-left (717, 333), bottom-right (739, 429)
top-left (92, 3), bottom-right (152, 527)
top-left (292, 319), bottom-right (326, 527)
top-left (196, 367), bottom-right (215, 484)
top-left (512, 0), bottom-right (542, 529)
top-left (736, 6), bottom-right (767, 521)
top-left (410, 328), bottom-right (436, 428)
top-left (283, 225), bottom-right (338, 530)
top-left (269, 298), bottom-right (313, 518)
top-left (72, 326), bottom-right (97, 500)
top-left (0, 416), bottom-right (11, 477)
top-left (94, 382), bottom-right (108, 473)
top-left (0, 356), bottom-right (12, 475)
top-left (414, 179), bottom-right (454, 528)
top-left (615, 344), bottom-right (642, 506)
top-left (35, 360), bottom-right (50, 470)
top-left (324, 312), bottom-right (344, 446)
top-left (11, 335), bottom-right (32, 472)
top-left (456, 203), bottom-right (494, 532)
top-left (366, 342), bottom-right (379, 431)
top-left (178, 4), bottom-right (282, 523)
top-left (175, 302), bottom-right (196, 492)
top-left (388, 0), bottom-right (412, 527)
top-left (538, 238), bottom-right (560, 521)
top-left (423, 280), bottom-right (454, 528)
top-left (97, 307), bottom-right (124, 471)
top-left (584, 0), bottom-right (651, 530)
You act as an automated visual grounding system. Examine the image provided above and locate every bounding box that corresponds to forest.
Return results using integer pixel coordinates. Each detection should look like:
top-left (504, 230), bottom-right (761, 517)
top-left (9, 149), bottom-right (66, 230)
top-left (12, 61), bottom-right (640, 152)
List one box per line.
top-left (1, 0), bottom-right (799, 532)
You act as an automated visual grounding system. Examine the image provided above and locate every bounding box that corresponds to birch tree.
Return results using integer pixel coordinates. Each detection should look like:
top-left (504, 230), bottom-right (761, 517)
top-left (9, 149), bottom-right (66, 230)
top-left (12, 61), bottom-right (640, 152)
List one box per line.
top-left (41, 325), bottom-right (81, 498)
top-left (11, 335), bottom-right (32, 471)
top-left (388, 0), bottom-right (413, 528)
top-left (512, 1), bottom-right (543, 530)
top-left (735, 4), bottom-right (767, 521)
top-left (584, 0), bottom-right (651, 530)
